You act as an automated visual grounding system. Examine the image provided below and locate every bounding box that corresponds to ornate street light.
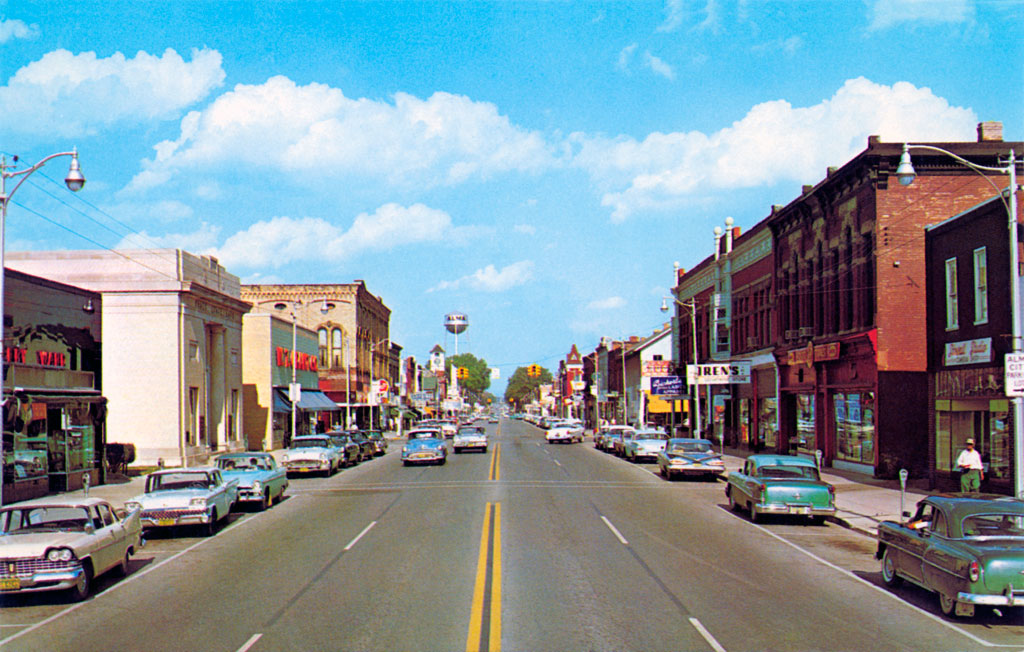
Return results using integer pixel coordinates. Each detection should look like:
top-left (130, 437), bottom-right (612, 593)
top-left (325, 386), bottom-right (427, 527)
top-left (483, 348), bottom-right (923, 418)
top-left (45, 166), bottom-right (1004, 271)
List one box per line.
top-left (662, 295), bottom-right (701, 439)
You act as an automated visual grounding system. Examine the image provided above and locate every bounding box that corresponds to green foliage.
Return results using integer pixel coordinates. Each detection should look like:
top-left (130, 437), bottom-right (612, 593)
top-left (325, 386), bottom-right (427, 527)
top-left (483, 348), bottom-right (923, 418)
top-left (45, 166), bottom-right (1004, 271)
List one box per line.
top-left (449, 353), bottom-right (490, 404)
top-left (503, 365), bottom-right (552, 408)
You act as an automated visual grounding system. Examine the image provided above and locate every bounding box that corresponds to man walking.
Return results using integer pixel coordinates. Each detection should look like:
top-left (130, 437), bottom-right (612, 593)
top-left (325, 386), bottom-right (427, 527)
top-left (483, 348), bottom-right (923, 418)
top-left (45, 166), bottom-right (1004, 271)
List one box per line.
top-left (956, 438), bottom-right (985, 492)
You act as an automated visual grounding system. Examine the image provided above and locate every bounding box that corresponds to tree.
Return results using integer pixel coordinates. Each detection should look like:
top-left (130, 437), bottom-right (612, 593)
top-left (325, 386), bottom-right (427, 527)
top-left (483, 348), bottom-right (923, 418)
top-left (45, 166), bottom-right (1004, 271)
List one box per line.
top-left (504, 365), bottom-right (552, 409)
top-left (449, 353), bottom-right (490, 405)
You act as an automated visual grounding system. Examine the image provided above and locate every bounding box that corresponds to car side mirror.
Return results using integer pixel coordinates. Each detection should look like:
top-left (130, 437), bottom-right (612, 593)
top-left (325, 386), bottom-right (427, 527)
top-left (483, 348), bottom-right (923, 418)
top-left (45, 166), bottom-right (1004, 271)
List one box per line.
top-left (83, 522), bottom-right (95, 534)
top-left (115, 509), bottom-right (127, 520)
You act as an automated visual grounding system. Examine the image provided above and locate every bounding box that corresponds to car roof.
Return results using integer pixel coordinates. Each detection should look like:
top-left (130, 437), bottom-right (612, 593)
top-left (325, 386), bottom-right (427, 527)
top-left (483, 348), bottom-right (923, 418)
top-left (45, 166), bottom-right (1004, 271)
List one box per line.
top-left (151, 466), bottom-right (218, 474)
top-left (668, 438), bottom-right (714, 446)
top-left (923, 494), bottom-right (1024, 519)
top-left (2, 496), bottom-right (112, 509)
top-left (217, 452), bottom-right (272, 459)
top-left (748, 454), bottom-right (817, 467)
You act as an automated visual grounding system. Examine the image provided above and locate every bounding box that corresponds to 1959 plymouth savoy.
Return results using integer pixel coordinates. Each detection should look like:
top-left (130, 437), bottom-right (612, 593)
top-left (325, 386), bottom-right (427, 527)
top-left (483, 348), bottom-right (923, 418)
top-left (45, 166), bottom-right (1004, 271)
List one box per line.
top-left (215, 452), bottom-right (288, 510)
top-left (125, 467), bottom-right (238, 536)
top-left (726, 454), bottom-right (835, 524)
top-left (877, 493), bottom-right (1024, 617)
top-left (0, 496), bottom-right (142, 601)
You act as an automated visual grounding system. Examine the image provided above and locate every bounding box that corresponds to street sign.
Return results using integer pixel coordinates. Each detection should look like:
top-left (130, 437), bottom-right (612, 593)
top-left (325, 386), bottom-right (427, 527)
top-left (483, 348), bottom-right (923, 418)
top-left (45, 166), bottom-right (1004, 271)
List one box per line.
top-left (1006, 353), bottom-right (1024, 396)
top-left (686, 361), bottom-right (752, 385)
top-left (642, 360), bottom-right (673, 377)
top-left (377, 379), bottom-right (390, 395)
top-left (288, 382), bottom-right (302, 402)
top-left (651, 376), bottom-right (685, 396)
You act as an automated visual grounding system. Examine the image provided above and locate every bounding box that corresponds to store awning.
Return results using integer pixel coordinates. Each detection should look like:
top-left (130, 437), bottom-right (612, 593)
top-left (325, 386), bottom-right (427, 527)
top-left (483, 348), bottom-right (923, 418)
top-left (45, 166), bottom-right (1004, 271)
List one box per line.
top-left (272, 389), bottom-right (292, 414)
top-left (297, 389), bottom-right (340, 411)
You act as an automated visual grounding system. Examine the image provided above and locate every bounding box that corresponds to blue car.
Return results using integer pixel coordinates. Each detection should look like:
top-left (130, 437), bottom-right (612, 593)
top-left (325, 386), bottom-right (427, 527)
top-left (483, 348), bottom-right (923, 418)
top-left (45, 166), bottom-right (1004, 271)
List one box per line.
top-left (215, 452), bottom-right (289, 510)
top-left (401, 436), bottom-right (448, 466)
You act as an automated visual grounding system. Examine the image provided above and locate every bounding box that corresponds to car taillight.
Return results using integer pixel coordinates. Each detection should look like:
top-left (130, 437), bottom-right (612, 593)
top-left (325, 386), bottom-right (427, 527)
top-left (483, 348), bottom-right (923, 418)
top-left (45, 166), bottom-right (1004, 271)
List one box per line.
top-left (968, 560), bottom-right (981, 582)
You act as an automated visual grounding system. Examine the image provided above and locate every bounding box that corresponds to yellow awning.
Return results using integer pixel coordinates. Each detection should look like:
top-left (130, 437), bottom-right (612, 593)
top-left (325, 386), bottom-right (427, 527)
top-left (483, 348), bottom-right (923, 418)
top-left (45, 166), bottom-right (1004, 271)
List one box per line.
top-left (647, 391), bottom-right (688, 414)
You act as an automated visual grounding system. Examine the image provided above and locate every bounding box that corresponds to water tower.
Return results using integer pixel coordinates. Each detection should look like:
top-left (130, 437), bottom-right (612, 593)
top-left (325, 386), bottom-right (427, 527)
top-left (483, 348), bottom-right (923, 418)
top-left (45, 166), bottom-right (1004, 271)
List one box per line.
top-left (445, 312), bottom-right (468, 355)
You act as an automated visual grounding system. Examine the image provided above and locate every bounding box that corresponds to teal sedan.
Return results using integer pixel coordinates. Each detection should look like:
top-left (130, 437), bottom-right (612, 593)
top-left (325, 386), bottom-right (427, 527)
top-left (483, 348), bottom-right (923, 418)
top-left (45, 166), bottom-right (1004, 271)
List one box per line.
top-left (725, 454), bottom-right (835, 524)
top-left (877, 494), bottom-right (1024, 618)
top-left (215, 452), bottom-right (288, 510)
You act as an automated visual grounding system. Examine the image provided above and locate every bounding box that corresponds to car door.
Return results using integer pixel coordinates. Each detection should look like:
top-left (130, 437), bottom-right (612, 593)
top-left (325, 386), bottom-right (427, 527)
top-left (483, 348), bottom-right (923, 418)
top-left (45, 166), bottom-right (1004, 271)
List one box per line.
top-left (898, 502), bottom-right (936, 584)
top-left (920, 508), bottom-right (964, 596)
top-left (88, 504), bottom-right (119, 574)
top-left (731, 461), bottom-right (754, 504)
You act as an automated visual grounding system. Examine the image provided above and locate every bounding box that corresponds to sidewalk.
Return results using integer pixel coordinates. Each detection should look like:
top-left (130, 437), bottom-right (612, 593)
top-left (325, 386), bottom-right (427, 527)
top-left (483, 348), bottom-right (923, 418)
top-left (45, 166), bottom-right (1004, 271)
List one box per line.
top-left (719, 446), bottom-right (930, 537)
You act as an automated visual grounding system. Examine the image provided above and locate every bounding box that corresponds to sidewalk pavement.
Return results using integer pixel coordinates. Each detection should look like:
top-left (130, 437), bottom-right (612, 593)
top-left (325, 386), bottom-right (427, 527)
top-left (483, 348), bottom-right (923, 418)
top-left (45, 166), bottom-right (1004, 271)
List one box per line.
top-left (719, 446), bottom-right (930, 538)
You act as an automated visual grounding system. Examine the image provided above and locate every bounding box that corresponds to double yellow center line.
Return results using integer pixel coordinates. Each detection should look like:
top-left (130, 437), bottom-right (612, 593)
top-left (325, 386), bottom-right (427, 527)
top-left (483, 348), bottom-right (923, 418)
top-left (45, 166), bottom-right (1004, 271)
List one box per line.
top-left (489, 443), bottom-right (500, 481)
top-left (466, 502), bottom-right (501, 652)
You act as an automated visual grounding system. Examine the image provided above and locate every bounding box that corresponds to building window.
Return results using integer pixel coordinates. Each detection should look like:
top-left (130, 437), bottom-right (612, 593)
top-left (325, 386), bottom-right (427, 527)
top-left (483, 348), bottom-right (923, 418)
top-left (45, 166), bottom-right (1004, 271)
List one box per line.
top-left (945, 258), bottom-right (959, 330)
top-left (331, 328), bottom-right (344, 369)
top-left (834, 392), bottom-right (875, 465)
top-left (936, 404), bottom-right (1010, 482)
top-left (974, 247), bottom-right (988, 325)
top-left (318, 328), bottom-right (329, 368)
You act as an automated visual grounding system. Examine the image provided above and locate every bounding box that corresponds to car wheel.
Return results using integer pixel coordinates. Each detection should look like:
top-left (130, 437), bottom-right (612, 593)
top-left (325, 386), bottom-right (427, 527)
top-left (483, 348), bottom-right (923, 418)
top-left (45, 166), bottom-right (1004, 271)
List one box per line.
top-left (454, 447), bottom-right (462, 454)
top-left (204, 509), bottom-right (219, 537)
top-left (727, 488), bottom-right (739, 511)
top-left (748, 502), bottom-right (759, 523)
top-left (439, 457), bottom-right (447, 466)
top-left (69, 563), bottom-right (93, 602)
top-left (403, 460), bottom-right (410, 466)
top-left (260, 490), bottom-right (270, 511)
top-left (482, 447), bottom-right (488, 453)
top-left (939, 592), bottom-right (958, 617)
top-left (881, 548), bottom-right (902, 588)
top-left (114, 550), bottom-right (130, 577)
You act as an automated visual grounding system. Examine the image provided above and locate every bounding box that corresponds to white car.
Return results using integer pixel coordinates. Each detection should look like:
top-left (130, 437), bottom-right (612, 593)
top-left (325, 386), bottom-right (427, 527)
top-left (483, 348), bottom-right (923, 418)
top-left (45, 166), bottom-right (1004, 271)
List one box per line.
top-left (126, 467), bottom-right (239, 537)
top-left (546, 425), bottom-right (581, 444)
top-left (454, 427), bottom-right (488, 453)
top-left (282, 435), bottom-right (345, 476)
top-left (0, 496), bottom-right (143, 601)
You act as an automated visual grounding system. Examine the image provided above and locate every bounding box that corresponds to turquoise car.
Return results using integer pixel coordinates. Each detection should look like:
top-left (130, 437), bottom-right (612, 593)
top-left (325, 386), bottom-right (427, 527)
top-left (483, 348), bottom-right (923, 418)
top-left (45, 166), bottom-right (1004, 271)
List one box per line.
top-left (215, 453), bottom-right (288, 511)
top-left (725, 454), bottom-right (835, 524)
top-left (877, 494), bottom-right (1024, 618)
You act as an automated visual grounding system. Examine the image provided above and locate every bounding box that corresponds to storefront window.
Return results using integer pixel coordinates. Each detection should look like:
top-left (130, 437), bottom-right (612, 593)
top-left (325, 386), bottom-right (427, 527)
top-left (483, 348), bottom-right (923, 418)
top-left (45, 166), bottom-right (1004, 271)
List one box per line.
top-left (795, 394), bottom-right (815, 455)
top-left (738, 399), bottom-right (750, 446)
top-left (936, 405), bottom-right (1011, 481)
top-left (759, 397), bottom-right (777, 448)
top-left (834, 391), bottom-right (875, 464)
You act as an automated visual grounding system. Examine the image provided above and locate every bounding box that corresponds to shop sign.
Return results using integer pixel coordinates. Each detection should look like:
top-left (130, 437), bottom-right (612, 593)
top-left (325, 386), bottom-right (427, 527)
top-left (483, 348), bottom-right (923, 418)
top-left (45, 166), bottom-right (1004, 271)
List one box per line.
top-left (275, 347), bottom-right (319, 372)
top-left (4, 347), bottom-right (67, 368)
top-left (1005, 353), bottom-right (1024, 397)
top-left (651, 376), bottom-right (685, 396)
top-left (642, 360), bottom-right (673, 377)
top-left (944, 338), bottom-right (992, 366)
top-left (686, 362), bottom-right (751, 385)
top-left (787, 341), bottom-right (840, 367)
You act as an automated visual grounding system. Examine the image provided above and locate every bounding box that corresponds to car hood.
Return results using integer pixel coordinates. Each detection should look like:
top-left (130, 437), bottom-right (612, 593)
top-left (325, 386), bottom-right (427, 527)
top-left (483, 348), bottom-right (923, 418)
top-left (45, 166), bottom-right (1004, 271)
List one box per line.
top-left (0, 531), bottom-right (90, 557)
top-left (284, 449), bottom-right (329, 460)
top-left (634, 438), bottom-right (667, 447)
top-left (129, 490), bottom-right (217, 508)
top-left (665, 451), bottom-right (719, 462)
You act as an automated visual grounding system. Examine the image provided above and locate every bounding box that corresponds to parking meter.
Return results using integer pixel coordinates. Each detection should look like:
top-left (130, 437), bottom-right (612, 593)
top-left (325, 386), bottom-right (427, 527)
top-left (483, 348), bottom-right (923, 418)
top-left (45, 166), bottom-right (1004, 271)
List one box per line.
top-left (83, 471), bottom-right (91, 497)
top-left (899, 468), bottom-right (909, 523)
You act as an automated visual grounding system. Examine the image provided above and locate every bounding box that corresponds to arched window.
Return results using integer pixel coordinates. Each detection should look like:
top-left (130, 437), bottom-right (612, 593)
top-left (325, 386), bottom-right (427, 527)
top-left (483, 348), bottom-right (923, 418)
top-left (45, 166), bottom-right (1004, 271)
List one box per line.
top-left (332, 328), bottom-right (344, 369)
top-left (318, 328), bottom-right (329, 368)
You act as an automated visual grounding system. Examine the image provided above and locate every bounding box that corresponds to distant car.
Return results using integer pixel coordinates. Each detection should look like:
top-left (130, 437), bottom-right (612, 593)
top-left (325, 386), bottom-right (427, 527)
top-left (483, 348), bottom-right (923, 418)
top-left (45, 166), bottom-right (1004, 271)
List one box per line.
top-left (283, 435), bottom-right (344, 475)
top-left (326, 432), bottom-right (361, 466)
top-left (877, 494), bottom-right (1024, 618)
top-left (656, 438), bottom-right (725, 480)
top-left (362, 430), bottom-right (388, 456)
top-left (614, 429), bottom-right (638, 457)
top-left (215, 452), bottom-right (289, 510)
top-left (488, 416), bottom-right (499, 424)
top-left (622, 428), bottom-right (668, 462)
top-left (407, 428), bottom-right (443, 440)
top-left (348, 432), bottom-right (376, 462)
top-left (454, 427), bottom-right (488, 453)
top-left (439, 421), bottom-right (458, 438)
top-left (725, 454), bottom-right (835, 524)
top-left (596, 425), bottom-right (635, 451)
top-left (401, 436), bottom-right (448, 465)
top-left (0, 497), bottom-right (143, 601)
top-left (126, 467), bottom-right (239, 536)
top-left (545, 424), bottom-right (579, 444)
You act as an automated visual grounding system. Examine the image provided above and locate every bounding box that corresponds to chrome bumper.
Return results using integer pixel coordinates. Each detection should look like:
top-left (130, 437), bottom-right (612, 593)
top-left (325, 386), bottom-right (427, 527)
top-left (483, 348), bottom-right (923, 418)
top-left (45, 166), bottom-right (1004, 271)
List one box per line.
top-left (0, 565), bottom-right (85, 594)
top-left (752, 503), bottom-right (836, 516)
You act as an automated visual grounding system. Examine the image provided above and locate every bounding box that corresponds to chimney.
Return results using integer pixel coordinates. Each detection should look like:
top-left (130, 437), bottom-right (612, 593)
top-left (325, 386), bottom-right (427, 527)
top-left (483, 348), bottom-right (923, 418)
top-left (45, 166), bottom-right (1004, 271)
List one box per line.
top-left (977, 121), bottom-right (1003, 142)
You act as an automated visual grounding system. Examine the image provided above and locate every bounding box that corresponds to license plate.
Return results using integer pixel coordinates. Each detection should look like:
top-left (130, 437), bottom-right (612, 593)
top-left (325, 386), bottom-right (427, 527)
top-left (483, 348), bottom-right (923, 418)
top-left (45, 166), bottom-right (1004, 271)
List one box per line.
top-left (157, 518), bottom-right (176, 527)
top-left (0, 578), bottom-right (21, 591)
top-left (299, 467), bottom-right (312, 472)
top-left (791, 507), bottom-right (809, 515)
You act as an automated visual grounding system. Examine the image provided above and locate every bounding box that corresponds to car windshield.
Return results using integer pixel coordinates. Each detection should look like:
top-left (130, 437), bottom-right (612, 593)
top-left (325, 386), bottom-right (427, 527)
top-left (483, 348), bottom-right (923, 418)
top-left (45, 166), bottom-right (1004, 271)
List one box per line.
top-left (636, 432), bottom-right (667, 441)
top-left (1, 506), bottom-right (92, 533)
top-left (961, 513), bottom-right (1024, 538)
top-left (409, 431), bottom-right (440, 439)
top-left (670, 441), bottom-right (713, 453)
top-left (217, 456), bottom-right (269, 471)
top-left (147, 471), bottom-right (212, 492)
top-left (291, 438), bottom-right (331, 449)
top-left (756, 465), bottom-right (819, 481)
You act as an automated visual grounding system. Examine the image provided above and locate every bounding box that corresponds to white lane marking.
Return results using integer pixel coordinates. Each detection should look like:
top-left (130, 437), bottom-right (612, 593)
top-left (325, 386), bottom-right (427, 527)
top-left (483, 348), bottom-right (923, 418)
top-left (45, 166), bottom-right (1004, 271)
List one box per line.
top-left (553, 460), bottom-right (562, 467)
top-left (748, 520), bottom-right (1006, 648)
top-left (0, 507), bottom-right (277, 648)
top-left (689, 617), bottom-right (727, 652)
top-left (344, 521), bottom-right (377, 551)
top-left (601, 515), bottom-right (629, 545)
top-left (236, 633), bottom-right (263, 652)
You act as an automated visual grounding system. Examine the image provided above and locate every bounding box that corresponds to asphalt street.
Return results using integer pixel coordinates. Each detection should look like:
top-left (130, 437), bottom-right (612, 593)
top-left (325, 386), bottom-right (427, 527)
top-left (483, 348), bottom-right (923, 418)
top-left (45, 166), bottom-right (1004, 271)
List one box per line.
top-left (1, 418), bottom-right (1022, 652)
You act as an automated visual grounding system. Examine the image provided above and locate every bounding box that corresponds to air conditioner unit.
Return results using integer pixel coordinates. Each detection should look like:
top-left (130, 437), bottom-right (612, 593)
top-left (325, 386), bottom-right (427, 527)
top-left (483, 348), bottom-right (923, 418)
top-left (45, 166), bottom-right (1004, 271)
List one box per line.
top-left (798, 327), bottom-right (814, 337)
top-left (784, 329), bottom-right (798, 340)
top-left (746, 336), bottom-right (757, 347)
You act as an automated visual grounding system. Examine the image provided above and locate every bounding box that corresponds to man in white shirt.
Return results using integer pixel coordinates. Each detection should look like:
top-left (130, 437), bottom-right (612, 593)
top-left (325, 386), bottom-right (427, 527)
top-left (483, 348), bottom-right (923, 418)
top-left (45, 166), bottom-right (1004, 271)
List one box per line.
top-left (956, 438), bottom-right (984, 492)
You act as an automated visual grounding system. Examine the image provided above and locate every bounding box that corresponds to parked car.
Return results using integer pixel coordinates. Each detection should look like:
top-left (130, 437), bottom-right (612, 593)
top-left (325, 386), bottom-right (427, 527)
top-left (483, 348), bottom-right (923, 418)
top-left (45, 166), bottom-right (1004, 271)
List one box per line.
top-left (545, 423), bottom-right (580, 444)
top-left (0, 496), bottom-right (143, 601)
top-left (407, 427), bottom-right (443, 440)
top-left (614, 429), bottom-right (639, 457)
top-left (622, 428), bottom-right (669, 462)
top-left (655, 438), bottom-right (726, 480)
top-left (877, 493), bottom-right (1024, 618)
top-left (725, 455), bottom-right (835, 524)
top-left (348, 432), bottom-right (376, 462)
top-left (454, 427), bottom-right (488, 453)
top-left (326, 432), bottom-right (361, 466)
top-left (282, 435), bottom-right (344, 476)
top-left (362, 430), bottom-right (388, 455)
top-left (215, 452), bottom-right (288, 510)
top-left (401, 436), bottom-right (448, 466)
top-left (597, 425), bottom-right (635, 452)
top-left (125, 467), bottom-right (239, 536)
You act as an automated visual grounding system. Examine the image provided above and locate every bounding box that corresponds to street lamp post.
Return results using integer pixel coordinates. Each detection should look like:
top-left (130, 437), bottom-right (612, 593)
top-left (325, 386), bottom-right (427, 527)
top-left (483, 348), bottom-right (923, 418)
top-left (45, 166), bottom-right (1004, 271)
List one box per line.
top-left (274, 299), bottom-right (329, 444)
top-left (662, 295), bottom-right (701, 439)
top-left (0, 150), bottom-right (84, 507)
top-left (896, 144), bottom-right (1022, 497)
top-left (368, 337), bottom-right (390, 430)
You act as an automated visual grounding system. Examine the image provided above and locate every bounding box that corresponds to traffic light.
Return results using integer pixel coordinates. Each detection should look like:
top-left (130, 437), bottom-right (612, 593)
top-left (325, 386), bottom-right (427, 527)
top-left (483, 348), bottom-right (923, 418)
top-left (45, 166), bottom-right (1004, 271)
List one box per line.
top-left (527, 364), bottom-right (542, 377)
top-left (457, 366), bottom-right (469, 380)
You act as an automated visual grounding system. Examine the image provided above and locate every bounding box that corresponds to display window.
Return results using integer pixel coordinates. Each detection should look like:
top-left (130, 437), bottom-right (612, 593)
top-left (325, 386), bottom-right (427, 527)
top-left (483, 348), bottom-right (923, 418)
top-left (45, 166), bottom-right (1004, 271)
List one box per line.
top-left (834, 391), bottom-right (875, 464)
top-left (759, 397), bottom-right (777, 448)
top-left (795, 393), bottom-right (816, 455)
top-left (936, 404), bottom-right (1011, 481)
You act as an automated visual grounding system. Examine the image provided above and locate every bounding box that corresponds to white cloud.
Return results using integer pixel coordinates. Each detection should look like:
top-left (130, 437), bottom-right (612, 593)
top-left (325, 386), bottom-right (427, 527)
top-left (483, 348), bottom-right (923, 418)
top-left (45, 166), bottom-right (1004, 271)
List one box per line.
top-left (752, 36), bottom-right (804, 56)
top-left (0, 18), bottom-right (39, 43)
top-left (644, 52), bottom-right (676, 80)
top-left (570, 77), bottom-right (977, 221)
top-left (0, 48), bottom-right (224, 138)
top-left (656, 0), bottom-right (685, 32)
top-left (211, 203), bottom-right (455, 269)
top-left (867, 0), bottom-right (974, 30)
top-left (103, 199), bottom-right (195, 224)
top-left (115, 221), bottom-right (221, 252)
top-left (126, 76), bottom-right (558, 193)
top-left (617, 43), bottom-right (638, 71)
top-left (514, 224), bottom-right (537, 235)
top-left (429, 260), bottom-right (535, 293)
top-left (586, 296), bottom-right (626, 310)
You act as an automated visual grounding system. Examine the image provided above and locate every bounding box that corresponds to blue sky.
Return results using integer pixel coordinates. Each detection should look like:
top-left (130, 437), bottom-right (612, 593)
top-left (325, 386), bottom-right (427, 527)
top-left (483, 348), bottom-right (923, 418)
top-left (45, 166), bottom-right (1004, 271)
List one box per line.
top-left (0, 0), bottom-right (1021, 394)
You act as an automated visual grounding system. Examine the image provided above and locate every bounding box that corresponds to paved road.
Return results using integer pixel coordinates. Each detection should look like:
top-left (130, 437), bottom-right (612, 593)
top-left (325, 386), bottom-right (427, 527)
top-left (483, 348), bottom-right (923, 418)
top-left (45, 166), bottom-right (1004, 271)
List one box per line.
top-left (2, 419), bottom-right (1021, 651)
